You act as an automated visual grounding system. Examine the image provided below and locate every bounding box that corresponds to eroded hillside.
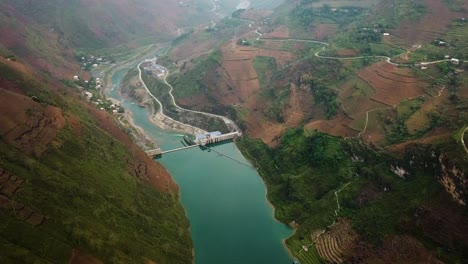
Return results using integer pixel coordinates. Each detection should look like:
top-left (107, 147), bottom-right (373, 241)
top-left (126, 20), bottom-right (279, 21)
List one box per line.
top-left (150, 0), bottom-right (468, 263)
top-left (0, 57), bottom-right (192, 263)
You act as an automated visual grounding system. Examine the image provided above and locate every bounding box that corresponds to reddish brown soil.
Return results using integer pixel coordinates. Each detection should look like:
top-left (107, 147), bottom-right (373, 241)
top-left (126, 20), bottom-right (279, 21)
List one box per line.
top-left (315, 218), bottom-right (358, 263)
top-left (391, 0), bottom-right (467, 45)
top-left (284, 84), bottom-right (310, 127)
top-left (336, 49), bottom-right (359, 57)
top-left (170, 31), bottom-right (220, 62)
top-left (458, 85), bottom-right (468, 98)
top-left (405, 192), bottom-right (468, 250)
top-left (359, 61), bottom-right (424, 106)
top-left (0, 88), bottom-right (65, 156)
top-left (305, 111), bottom-right (358, 138)
top-left (245, 115), bottom-right (285, 147)
top-left (219, 45), bottom-right (294, 102)
top-left (0, 168), bottom-right (46, 226)
top-left (243, 84), bottom-right (315, 146)
top-left (317, 216), bottom-right (443, 263)
top-left (0, 60), bottom-right (177, 193)
top-left (259, 41), bottom-right (285, 50)
top-left (69, 249), bottom-right (103, 264)
top-left (387, 126), bottom-right (452, 153)
top-left (264, 26), bottom-right (290, 39)
top-left (311, 24), bottom-right (338, 40)
top-left (360, 108), bottom-right (395, 144)
top-left (217, 43), bottom-right (297, 145)
top-left (239, 9), bottom-right (273, 21)
top-left (339, 78), bottom-right (387, 119)
top-left (355, 183), bottom-right (383, 207)
top-left (351, 235), bottom-right (443, 264)
top-left (406, 89), bottom-right (448, 133)
top-left (394, 51), bottom-right (411, 64)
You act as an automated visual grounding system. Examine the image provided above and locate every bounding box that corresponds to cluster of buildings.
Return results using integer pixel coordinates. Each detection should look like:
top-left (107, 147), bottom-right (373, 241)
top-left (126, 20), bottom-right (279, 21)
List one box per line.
top-left (81, 89), bottom-right (123, 114)
top-left (79, 55), bottom-right (109, 71)
top-left (142, 59), bottom-right (166, 78)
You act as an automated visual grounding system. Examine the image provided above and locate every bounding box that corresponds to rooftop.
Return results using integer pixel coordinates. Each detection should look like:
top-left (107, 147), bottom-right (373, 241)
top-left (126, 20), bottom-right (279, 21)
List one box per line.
top-left (196, 131), bottom-right (222, 140)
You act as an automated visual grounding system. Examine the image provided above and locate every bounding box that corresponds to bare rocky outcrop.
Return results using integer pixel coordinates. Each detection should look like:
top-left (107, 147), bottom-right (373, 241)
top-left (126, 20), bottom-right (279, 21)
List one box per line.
top-left (438, 154), bottom-right (467, 205)
top-left (0, 88), bottom-right (65, 156)
top-left (401, 144), bottom-right (467, 206)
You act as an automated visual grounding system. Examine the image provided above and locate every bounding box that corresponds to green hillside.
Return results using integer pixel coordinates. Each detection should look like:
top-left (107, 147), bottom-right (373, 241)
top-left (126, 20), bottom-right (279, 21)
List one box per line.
top-left (159, 0), bottom-right (468, 263)
top-left (0, 61), bottom-right (193, 263)
top-left (238, 129), bottom-right (468, 264)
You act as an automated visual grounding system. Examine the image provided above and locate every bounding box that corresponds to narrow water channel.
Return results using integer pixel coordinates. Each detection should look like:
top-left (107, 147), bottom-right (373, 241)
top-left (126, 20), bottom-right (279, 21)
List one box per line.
top-left (109, 67), bottom-right (293, 264)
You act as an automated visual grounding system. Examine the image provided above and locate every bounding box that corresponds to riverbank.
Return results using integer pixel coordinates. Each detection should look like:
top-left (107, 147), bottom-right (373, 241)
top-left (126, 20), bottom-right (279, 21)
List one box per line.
top-left (235, 138), bottom-right (297, 226)
top-left (118, 104), bottom-right (157, 150)
top-left (106, 52), bottom-right (293, 264)
top-left (101, 44), bottom-right (168, 97)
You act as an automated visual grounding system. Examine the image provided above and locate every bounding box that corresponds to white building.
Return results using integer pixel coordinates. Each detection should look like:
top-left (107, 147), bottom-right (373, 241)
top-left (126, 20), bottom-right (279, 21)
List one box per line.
top-left (84, 91), bottom-right (93, 100)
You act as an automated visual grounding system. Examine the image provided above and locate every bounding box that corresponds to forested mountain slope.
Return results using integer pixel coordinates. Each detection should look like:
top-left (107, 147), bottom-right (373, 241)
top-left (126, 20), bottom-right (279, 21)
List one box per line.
top-left (151, 0), bottom-right (468, 263)
top-left (0, 43), bottom-right (192, 264)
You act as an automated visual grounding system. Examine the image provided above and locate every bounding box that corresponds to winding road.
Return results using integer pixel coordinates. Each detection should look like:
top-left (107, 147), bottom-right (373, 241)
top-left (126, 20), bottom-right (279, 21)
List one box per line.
top-left (256, 37), bottom-right (468, 67)
top-left (138, 59), bottom-right (241, 135)
top-left (161, 66), bottom-right (242, 134)
top-left (137, 61), bottom-right (207, 135)
top-left (255, 36), bottom-right (466, 137)
top-left (461, 127), bottom-right (468, 154)
top-left (133, 22), bottom-right (465, 138)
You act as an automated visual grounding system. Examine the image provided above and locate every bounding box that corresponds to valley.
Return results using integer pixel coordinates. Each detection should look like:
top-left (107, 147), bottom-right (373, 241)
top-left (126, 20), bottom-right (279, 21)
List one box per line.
top-left (144, 0), bottom-right (468, 263)
top-left (1, 0), bottom-right (468, 263)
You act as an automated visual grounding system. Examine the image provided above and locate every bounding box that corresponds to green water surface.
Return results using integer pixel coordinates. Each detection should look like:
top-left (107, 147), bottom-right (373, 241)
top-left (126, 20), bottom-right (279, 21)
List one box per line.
top-left (110, 67), bottom-right (293, 264)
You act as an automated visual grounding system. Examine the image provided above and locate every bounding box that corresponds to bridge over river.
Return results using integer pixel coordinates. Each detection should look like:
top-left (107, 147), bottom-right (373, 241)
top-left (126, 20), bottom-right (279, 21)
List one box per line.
top-left (146, 131), bottom-right (241, 157)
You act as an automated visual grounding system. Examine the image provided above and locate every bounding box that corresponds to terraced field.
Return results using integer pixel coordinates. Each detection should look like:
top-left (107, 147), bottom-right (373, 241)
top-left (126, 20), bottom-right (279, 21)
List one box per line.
top-left (359, 62), bottom-right (424, 106)
top-left (390, 0), bottom-right (464, 45)
top-left (289, 240), bottom-right (324, 264)
top-left (340, 78), bottom-right (385, 117)
top-left (315, 220), bottom-right (357, 264)
top-left (286, 194), bottom-right (339, 264)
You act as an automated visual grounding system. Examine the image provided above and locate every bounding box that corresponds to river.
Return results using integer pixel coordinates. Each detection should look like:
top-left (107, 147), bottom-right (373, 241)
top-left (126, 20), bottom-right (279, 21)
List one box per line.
top-left (109, 65), bottom-right (293, 264)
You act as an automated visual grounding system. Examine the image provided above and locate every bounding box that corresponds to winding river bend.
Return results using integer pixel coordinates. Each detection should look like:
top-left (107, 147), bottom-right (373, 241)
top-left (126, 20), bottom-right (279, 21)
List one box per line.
top-left (109, 67), bottom-right (293, 263)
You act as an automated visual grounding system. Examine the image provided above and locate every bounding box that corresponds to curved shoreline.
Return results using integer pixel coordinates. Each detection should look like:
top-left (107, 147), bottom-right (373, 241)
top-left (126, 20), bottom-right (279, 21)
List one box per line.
top-left (235, 140), bottom-right (296, 256)
top-left (136, 61), bottom-right (208, 135)
top-left (256, 37), bottom-right (468, 66)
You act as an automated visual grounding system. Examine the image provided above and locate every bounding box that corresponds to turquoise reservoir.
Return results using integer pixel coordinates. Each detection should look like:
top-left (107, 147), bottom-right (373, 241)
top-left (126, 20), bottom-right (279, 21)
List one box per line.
top-left (110, 68), bottom-right (293, 264)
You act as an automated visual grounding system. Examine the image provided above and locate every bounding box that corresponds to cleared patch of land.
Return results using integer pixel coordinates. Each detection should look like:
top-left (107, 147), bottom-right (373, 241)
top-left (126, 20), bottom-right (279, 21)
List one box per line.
top-left (359, 62), bottom-right (424, 106)
top-left (390, 0), bottom-right (467, 44)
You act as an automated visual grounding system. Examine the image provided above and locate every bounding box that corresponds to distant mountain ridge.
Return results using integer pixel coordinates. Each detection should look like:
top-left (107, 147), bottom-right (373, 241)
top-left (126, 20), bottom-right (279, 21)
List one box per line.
top-left (0, 0), bottom-right (220, 78)
top-left (3, 0), bottom-right (215, 49)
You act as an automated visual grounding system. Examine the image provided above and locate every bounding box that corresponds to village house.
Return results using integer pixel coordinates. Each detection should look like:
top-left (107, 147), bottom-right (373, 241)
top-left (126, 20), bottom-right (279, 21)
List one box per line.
top-left (84, 91), bottom-right (93, 100)
top-left (451, 58), bottom-right (460, 65)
